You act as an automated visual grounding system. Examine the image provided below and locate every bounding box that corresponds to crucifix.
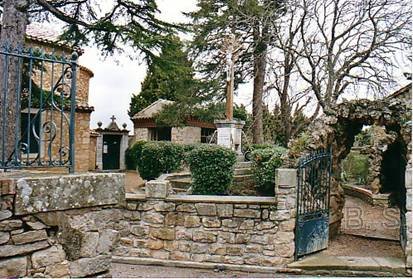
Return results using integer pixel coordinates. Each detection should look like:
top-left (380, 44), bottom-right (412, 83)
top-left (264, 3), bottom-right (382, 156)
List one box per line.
top-left (221, 34), bottom-right (242, 121)
top-left (110, 115), bottom-right (116, 123)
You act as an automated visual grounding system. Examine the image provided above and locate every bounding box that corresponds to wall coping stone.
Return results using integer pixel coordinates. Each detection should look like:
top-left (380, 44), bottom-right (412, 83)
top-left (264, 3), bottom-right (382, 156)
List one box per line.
top-left (166, 194), bottom-right (276, 205)
top-left (125, 193), bottom-right (146, 200)
top-left (14, 173), bottom-right (125, 215)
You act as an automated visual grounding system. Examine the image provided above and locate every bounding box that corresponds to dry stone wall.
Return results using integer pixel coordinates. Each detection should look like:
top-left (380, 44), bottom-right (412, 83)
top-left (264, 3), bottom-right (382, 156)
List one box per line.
top-left (113, 169), bottom-right (297, 268)
top-left (0, 173), bottom-right (125, 278)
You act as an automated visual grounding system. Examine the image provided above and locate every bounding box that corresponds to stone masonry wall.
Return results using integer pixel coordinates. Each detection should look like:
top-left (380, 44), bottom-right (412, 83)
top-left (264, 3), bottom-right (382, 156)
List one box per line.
top-left (135, 128), bottom-right (149, 142)
top-left (0, 173), bottom-right (124, 278)
top-left (171, 127), bottom-right (201, 144)
top-left (405, 168), bottom-right (412, 270)
top-left (112, 169), bottom-right (297, 268)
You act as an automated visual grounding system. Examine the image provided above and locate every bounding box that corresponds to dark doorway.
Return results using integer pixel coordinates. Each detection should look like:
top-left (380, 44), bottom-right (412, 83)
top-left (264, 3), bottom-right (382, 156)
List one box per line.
top-left (103, 134), bottom-right (122, 170)
top-left (149, 127), bottom-right (171, 141)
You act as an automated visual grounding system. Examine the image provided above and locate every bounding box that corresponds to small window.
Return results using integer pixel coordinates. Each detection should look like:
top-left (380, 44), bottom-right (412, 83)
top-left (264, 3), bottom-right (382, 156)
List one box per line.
top-left (201, 128), bottom-right (216, 143)
top-left (21, 113), bottom-right (40, 154)
top-left (148, 127), bottom-right (172, 141)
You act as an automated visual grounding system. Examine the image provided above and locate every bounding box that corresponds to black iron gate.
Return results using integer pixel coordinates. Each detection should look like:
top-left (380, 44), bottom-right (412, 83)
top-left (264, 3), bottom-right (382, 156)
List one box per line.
top-left (295, 149), bottom-right (332, 259)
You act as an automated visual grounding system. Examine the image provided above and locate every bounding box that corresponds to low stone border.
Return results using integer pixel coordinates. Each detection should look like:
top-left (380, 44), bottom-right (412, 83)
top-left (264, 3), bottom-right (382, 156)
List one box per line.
top-left (112, 256), bottom-right (302, 275)
top-left (342, 184), bottom-right (390, 207)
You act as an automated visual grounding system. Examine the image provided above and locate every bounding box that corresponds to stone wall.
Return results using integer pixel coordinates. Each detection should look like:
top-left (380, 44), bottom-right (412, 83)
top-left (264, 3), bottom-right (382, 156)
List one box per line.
top-left (89, 134), bottom-right (98, 170)
top-left (112, 169), bottom-right (297, 268)
top-left (171, 126), bottom-right (201, 144)
top-left (135, 128), bottom-right (149, 142)
top-left (75, 112), bottom-right (92, 172)
top-left (404, 168), bottom-right (412, 270)
top-left (0, 173), bottom-right (125, 278)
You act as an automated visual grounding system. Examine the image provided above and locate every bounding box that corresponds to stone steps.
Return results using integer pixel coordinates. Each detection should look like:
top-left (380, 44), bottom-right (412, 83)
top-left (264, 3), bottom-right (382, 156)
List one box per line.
top-left (288, 255), bottom-right (407, 276)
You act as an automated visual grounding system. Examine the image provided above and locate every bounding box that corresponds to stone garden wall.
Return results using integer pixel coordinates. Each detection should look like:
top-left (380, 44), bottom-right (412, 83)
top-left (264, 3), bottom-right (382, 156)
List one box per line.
top-left (0, 172), bottom-right (125, 278)
top-left (112, 169), bottom-right (297, 268)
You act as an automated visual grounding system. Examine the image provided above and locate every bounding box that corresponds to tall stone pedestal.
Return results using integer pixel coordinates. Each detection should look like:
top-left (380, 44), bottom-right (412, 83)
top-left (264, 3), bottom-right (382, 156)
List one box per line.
top-left (214, 119), bottom-right (245, 154)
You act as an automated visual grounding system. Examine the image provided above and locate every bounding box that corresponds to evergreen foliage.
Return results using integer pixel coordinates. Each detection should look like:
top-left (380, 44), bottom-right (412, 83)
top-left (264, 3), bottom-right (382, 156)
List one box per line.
top-left (128, 36), bottom-right (197, 118)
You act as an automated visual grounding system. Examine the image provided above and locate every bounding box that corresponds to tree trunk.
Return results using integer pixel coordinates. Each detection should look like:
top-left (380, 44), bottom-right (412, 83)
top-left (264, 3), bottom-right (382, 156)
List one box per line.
top-left (0, 0), bottom-right (29, 164)
top-left (252, 23), bottom-right (267, 144)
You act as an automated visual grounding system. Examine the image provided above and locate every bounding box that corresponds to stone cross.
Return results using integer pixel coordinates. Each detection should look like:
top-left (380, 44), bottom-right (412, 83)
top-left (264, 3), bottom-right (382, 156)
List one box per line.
top-left (221, 34), bottom-right (242, 120)
top-left (110, 115), bottom-right (116, 122)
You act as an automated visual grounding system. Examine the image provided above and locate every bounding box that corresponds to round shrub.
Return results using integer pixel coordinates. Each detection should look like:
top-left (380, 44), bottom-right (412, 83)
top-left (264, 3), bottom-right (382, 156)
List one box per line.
top-left (251, 146), bottom-right (287, 196)
top-left (137, 141), bottom-right (185, 180)
top-left (125, 140), bottom-right (147, 170)
top-left (188, 145), bottom-right (237, 195)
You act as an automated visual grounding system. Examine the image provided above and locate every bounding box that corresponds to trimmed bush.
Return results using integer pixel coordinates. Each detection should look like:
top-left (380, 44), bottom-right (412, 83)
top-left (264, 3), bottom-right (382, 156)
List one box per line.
top-left (125, 140), bottom-right (147, 170)
top-left (138, 141), bottom-right (185, 180)
top-left (188, 145), bottom-right (237, 195)
top-left (251, 146), bottom-right (287, 196)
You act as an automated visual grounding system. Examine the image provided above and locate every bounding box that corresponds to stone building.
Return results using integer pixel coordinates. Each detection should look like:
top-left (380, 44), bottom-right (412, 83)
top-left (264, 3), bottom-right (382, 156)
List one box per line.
top-left (93, 116), bottom-right (129, 171)
top-left (132, 99), bottom-right (216, 144)
top-left (15, 24), bottom-right (96, 172)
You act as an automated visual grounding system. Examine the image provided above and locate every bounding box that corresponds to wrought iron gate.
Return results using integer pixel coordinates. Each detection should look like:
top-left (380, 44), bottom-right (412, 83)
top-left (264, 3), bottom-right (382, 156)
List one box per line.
top-left (295, 149), bottom-right (332, 259)
top-left (0, 45), bottom-right (78, 172)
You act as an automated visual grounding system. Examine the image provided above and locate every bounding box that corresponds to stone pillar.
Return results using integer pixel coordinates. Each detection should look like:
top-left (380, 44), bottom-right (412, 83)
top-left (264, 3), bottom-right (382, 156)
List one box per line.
top-left (405, 168), bottom-right (412, 270)
top-left (274, 168), bottom-right (297, 260)
top-left (96, 134), bottom-right (103, 170)
top-left (214, 119), bottom-right (245, 154)
top-left (145, 180), bottom-right (172, 200)
top-left (119, 134), bottom-right (129, 170)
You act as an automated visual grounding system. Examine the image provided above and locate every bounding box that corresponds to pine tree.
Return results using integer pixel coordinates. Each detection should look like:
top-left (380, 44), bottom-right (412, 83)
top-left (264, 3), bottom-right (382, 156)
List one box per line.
top-left (128, 36), bottom-right (196, 118)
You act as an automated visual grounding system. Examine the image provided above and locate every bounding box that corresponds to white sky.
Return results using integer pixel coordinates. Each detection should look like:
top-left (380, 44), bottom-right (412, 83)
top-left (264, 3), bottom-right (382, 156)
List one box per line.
top-left (78, 0), bottom-right (253, 132)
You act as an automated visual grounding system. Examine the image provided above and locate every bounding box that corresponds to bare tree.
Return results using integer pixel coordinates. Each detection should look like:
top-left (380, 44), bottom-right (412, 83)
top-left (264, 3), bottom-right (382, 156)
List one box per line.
top-left (285, 0), bottom-right (411, 113)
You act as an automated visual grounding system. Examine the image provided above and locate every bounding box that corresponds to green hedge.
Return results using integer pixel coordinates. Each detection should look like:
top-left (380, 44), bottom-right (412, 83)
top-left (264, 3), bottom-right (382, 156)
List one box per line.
top-left (187, 145), bottom-right (237, 195)
top-left (125, 140), bottom-right (147, 170)
top-left (137, 141), bottom-right (185, 180)
top-left (251, 146), bottom-right (287, 196)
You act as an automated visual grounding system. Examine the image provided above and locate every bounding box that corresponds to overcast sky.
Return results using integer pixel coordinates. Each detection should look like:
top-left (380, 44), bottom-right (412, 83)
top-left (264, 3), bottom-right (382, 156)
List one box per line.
top-left (79, 0), bottom-right (253, 132)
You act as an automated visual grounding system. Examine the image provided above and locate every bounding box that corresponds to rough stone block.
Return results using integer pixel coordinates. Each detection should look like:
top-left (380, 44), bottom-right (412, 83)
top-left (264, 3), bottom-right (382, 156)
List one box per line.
top-left (145, 181), bottom-right (171, 199)
top-left (279, 219), bottom-right (295, 231)
top-left (150, 228), bottom-right (175, 240)
top-left (176, 228), bottom-right (192, 240)
top-left (192, 243), bottom-right (209, 254)
top-left (0, 219), bottom-right (23, 231)
top-left (163, 241), bottom-right (178, 251)
top-left (235, 233), bottom-right (250, 244)
top-left (222, 219), bottom-right (239, 228)
top-left (142, 212), bottom-right (164, 224)
top-left (218, 232), bottom-right (235, 244)
top-left (239, 220), bottom-right (254, 230)
top-left (97, 229), bottom-right (119, 254)
top-left (14, 173), bottom-right (125, 215)
top-left (31, 245), bottom-right (66, 268)
top-left (0, 210), bottom-right (12, 221)
top-left (176, 203), bottom-right (196, 213)
top-left (274, 243), bottom-right (295, 257)
top-left (25, 221), bottom-right (47, 230)
top-left (216, 204), bottom-right (233, 217)
top-left (209, 244), bottom-right (226, 255)
top-left (184, 216), bottom-right (201, 228)
top-left (245, 244), bottom-right (263, 253)
top-left (275, 168), bottom-right (297, 188)
top-left (145, 239), bottom-right (164, 250)
top-left (255, 221), bottom-right (276, 230)
top-left (192, 230), bottom-right (217, 243)
top-left (272, 231), bottom-right (294, 244)
top-left (151, 250), bottom-right (170, 260)
top-left (233, 209), bottom-right (260, 218)
top-left (226, 245), bottom-right (243, 256)
top-left (0, 256), bottom-right (27, 277)
top-left (0, 231), bottom-right (9, 244)
top-left (69, 255), bottom-right (111, 277)
top-left (224, 256), bottom-right (244, 264)
top-left (0, 240), bottom-right (49, 258)
top-left (12, 229), bottom-right (47, 245)
top-left (131, 225), bottom-right (149, 236)
top-left (45, 261), bottom-right (70, 278)
top-left (406, 168), bottom-right (412, 189)
top-left (195, 203), bottom-right (217, 216)
top-left (250, 234), bottom-right (269, 245)
top-left (202, 217), bottom-right (221, 228)
top-left (80, 232), bottom-right (99, 257)
top-left (170, 251), bottom-right (191, 261)
top-left (154, 201), bottom-right (176, 212)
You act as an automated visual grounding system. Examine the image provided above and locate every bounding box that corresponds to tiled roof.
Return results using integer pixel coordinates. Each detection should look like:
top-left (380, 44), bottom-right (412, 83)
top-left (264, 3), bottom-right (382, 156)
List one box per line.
top-left (25, 23), bottom-right (70, 49)
top-left (132, 99), bottom-right (174, 120)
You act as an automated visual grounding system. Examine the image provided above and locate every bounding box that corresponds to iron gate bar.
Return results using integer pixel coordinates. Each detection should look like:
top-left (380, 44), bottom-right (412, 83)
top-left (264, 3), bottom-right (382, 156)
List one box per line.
top-left (295, 148), bottom-right (332, 260)
top-left (0, 44), bottom-right (78, 172)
